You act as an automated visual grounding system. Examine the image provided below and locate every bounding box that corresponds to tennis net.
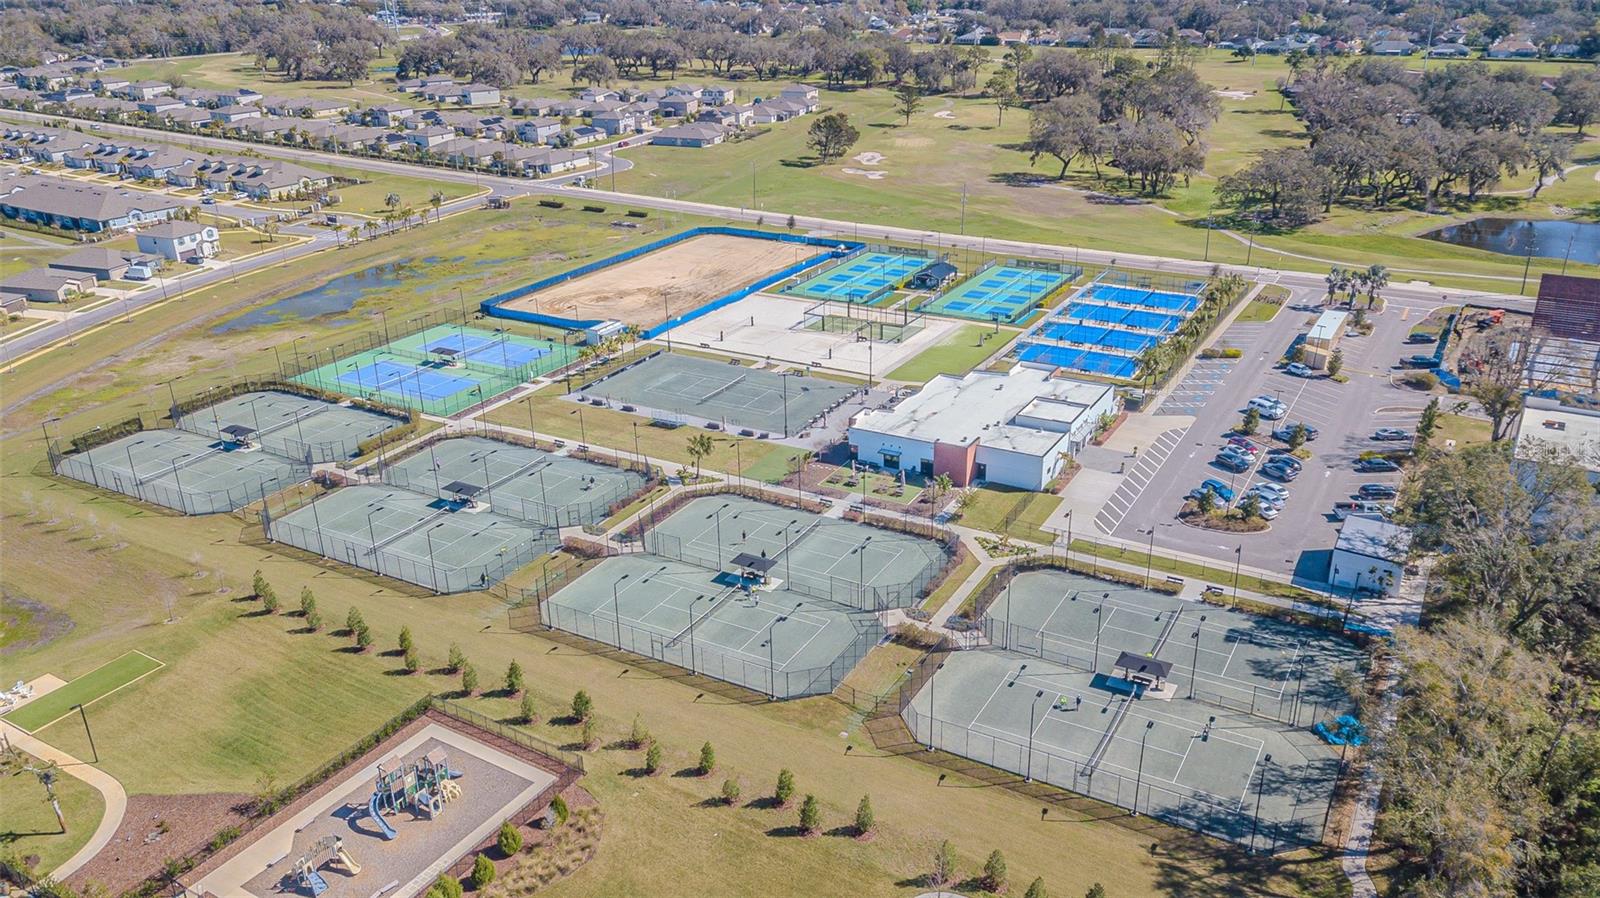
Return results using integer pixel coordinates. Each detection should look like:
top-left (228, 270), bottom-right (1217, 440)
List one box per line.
top-left (665, 585), bottom-right (741, 648)
top-left (698, 373), bottom-right (748, 403)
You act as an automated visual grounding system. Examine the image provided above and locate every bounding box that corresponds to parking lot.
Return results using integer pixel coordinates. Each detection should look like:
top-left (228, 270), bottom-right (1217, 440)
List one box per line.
top-left (1108, 286), bottom-right (1449, 581)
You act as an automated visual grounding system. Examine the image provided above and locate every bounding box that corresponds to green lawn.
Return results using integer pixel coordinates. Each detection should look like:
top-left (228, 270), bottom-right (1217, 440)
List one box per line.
top-left (1435, 413), bottom-right (1493, 448)
top-left (1235, 298), bottom-right (1283, 323)
top-left (4, 651), bottom-right (164, 733)
top-left (955, 486), bottom-right (1063, 545)
top-left (886, 324), bottom-right (1014, 382)
top-left (0, 750), bottom-right (105, 873)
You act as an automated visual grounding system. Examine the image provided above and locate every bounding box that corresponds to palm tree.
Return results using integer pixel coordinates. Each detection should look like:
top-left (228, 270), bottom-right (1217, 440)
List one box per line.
top-left (1363, 264), bottom-right (1388, 309)
top-left (686, 433), bottom-right (714, 481)
top-left (384, 192), bottom-right (402, 211)
top-left (1324, 266), bottom-right (1344, 307)
top-left (429, 190), bottom-right (444, 222)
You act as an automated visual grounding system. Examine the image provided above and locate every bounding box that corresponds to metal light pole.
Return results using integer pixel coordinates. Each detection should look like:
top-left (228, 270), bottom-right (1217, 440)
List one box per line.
top-left (611, 573), bottom-right (631, 647)
top-left (73, 703), bottom-right (99, 763)
top-left (1134, 720), bottom-right (1155, 814)
top-left (924, 660), bottom-right (946, 750)
top-left (1250, 753), bottom-right (1273, 853)
top-left (424, 523), bottom-right (443, 593)
top-left (1144, 527), bottom-right (1157, 587)
top-left (1189, 615), bottom-right (1206, 699)
top-left (1025, 688), bottom-right (1045, 782)
top-left (686, 594), bottom-right (706, 674)
top-left (763, 612), bottom-right (791, 700)
top-left (1232, 545), bottom-right (1243, 602)
top-left (1093, 594), bottom-right (1107, 671)
top-left (710, 502), bottom-right (729, 567)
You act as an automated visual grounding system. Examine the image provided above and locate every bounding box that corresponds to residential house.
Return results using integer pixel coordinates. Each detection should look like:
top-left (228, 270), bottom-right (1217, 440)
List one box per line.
top-left (237, 116), bottom-right (297, 141)
top-left (0, 292), bottom-right (26, 315)
top-left (41, 87), bottom-right (94, 104)
top-left (579, 87), bottom-right (619, 103)
top-left (550, 99), bottom-right (592, 117)
top-left (700, 86), bottom-right (735, 106)
top-left (210, 106), bottom-right (261, 125)
top-left (1368, 40), bottom-right (1419, 56)
top-left (119, 80), bottom-right (172, 101)
top-left (124, 149), bottom-right (197, 181)
top-left (658, 95), bottom-right (699, 118)
top-left (514, 117), bottom-right (562, 144)
top-left (1427, 43), bottom-right (1472, 58)
top-left (137, 96), bottom-right (185, 115)
top-left (0, 268), bottom-right (95, 302)
top-left (49, 247), bottom-right (161, 281)
top-left (565, 126), bottom-right (604, 146)
top-left (367, 103), bottom-right (414, 126)
top-left (427, 83), bottom-right (501, 106)
top-left (93, 75), bottom-right (131, 94)
top-left (406, 126), bottom-right (456, 150)
top-left (510, 97), bottom-right (561, 117)
top-left (589, 109), bottom-right (639, 136)
top-left (322, 125), bottom-right (388, 152)
top-left (67, 97), bottom-right (138, 120)
top-left (15, 65), bottom-right (75, 91)
top-left (397, 75), bottom-right (455, 94)
top-left (953, 27), bottom-right (991, 46)
top-left (651, 122), bottom-right (726, 148)
top-left (777, 83), bottom-right (819, 110)
top-left (697, 105), bottom-right (753, 129)
top-left (137, 220), bottom-right (220, 261)
top-left (521, 147), bottom-right (587, 175)
top-left (1488, 36), bottom-right (1539, 58)
top-left (232, 161), bottom-right (333, 200)
top-left (750, 98), bottom-right (808, 124)
top-left (165, 107), bottom-right (212, 129)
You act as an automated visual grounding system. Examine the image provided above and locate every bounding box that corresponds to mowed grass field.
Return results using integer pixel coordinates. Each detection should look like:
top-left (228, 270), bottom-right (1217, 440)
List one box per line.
top-left (0, 749), bottom-right (105, 872)
top-left (886, 323), bottom-right (1016, 382)
top-left (4, 650), bottom-right (164, 732)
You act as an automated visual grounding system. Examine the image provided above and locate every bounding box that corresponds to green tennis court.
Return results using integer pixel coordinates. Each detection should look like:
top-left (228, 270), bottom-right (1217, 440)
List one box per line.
top-left (4, 651), bottom-right (165, 733)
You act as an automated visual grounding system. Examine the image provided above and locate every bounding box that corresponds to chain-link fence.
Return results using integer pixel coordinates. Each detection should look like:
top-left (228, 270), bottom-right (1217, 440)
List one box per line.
top-left (49, 442), bottom-right (308, 515)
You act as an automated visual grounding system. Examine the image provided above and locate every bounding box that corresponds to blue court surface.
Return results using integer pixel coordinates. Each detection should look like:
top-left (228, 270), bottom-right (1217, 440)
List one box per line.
top-left (922, 265), bottom-right (1071, 323)
top-left (1038, 321), bottom-right (1160, 354)
top-left (1084, 283), bottom-right (1201, 314)
top-left (423, 332), bottom-right (551, 368)
top-left (1019, 343), bottom-right (1139, 378)
top-left (1062, 302), bottom-right (1182, 334)
top-left (336, 359), bottom-right (478, 401)
top-left (787, 252), bottom-right (928, 301)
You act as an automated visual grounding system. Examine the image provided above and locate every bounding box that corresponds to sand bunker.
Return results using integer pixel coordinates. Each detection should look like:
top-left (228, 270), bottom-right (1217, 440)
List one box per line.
top-left (842, 168), bottom-right (888, 180)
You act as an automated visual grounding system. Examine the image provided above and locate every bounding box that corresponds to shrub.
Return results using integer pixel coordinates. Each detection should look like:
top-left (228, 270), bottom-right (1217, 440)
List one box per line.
top-left (697, 742), bottom-right (715, 776)
top-left (354, 622), bottom-right (372, 651)
top-left (627, 714), bottom-right (650, 749)
top-left (346, 606), bottom-right (363, 634)
top-left (984, 849), bottom-right (1008, 893)
top-left (470, 854), bottom-right (495, 889)
top-left (1085, 885), bottom-right (1105, 898)
top-left (497, 821), bottom-right (522, 857)
top-left (460, 662), bottom-right (478, 695)
top-left (550, 795), bottom-right (569, 826)
top-left (932, 840), bottom-right (957, 887)
top-left (504, 660), bottom-right (524, 695)
top-left (799, 794), bottom-right (820, 834)
top-left (447, 642), bottom-right (465, 672)
top-left (1402, 371), bottom-right (1439, 390)
top-left (854, 794), bottom-right (875, 835)
top-left (259, 583), bottom-right (279, 614)
top-left (518, 693), bottom-right (537, 725)
top-left (305, 609), bottom-right (323, 632)
top-left (403, 645), bottom-right (420, 674)
top-left (644, 743), bottom-right (662, 775)
top-left (571, 689), bottom-right (592, 721)
top-left (580, 717), bottom-right (597, 750)
top-left (299, 588), bottom-right (316, 619)
top-left (426, 874), bottom-right (462, 898)
top-left (1240, 407), bottom-right (1260, 435)
top-left (720, 778), bottom-right (742, 806)
top-left (398, 625), bottom-right (414, 654)
top-left (251, 569), bottom-right (267, 598)
top-left (209, 825), bottom-right (242, 852)
top-left (1024, 878), bottom-right (1048, 898)
top-left (775, 768), bottom-right (796, 806)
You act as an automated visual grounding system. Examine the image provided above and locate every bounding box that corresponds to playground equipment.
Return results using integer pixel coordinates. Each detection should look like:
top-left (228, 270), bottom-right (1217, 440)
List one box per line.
top-left (366, 749), bottom-right (465, 838)
top-left (291, 836), bottom-right (360, 896)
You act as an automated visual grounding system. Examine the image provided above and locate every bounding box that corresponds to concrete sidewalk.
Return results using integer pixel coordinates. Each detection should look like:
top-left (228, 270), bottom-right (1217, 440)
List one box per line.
top-left (0, 718), bottom-right (128, 880)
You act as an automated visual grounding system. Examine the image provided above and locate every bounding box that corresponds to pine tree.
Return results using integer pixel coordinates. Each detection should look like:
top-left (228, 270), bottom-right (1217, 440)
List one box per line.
top-left (1085, 884), bottom-right (1106, 898)
top-left (305, 608), bottom-right (323, 632)
top-left (984, 849), bottom-right (1008, 893)
top-left (447, 642), bottom-right (466, 673)
top-left (497, 821), bottom-right (522, 856)
top-left (398, 625), bottom-right (414, 654)
top-left (644, 742), bottom-right (662, 775)
top-left (720, 778), bottom-right (741, 806)
top-left (697, 742), bottom-right (715, 776)
top-left (252, 569), bottom-right (267, 598)
top-left (403, 645), bottom-right (420, 674)
top-left (627, 714), bottom-right (650, 749)
top-left (346, 606), bottom-right (363, 635)
top-left (299, 587), bottom-right (317, 619)
top-left (550, 794), bottom-right (569, 825)
top-left (259, 583), bottom-right (279, 614)
top-left (775, 768), bottom-right (796, 806)
top-left (504, 660), bottom-right (524, 696)
top-left (580, 717), bottom-right (597, 750)
top-left (460, 662), bottom-right (478, 695)
top-left (571, 689), bottom-right (593, 721)
top-left (354, 622), bottom-right (372, 651)
top-left (1024, 877), bottom-right (1048, 898)
top-left (854, 794), bottom-right (875, 836)
top-left (798, 794), bottom-right (820, 834)
top-left (932, 840), bottom-right (957, 887)
top-left (518, 692), bottom-right (537, 725)
top-left (470, 853), bottom-right (495, 889)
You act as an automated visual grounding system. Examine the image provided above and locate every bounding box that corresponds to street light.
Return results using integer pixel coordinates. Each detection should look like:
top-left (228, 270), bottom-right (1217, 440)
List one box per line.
top-left (1142, 526), bottom-right (1157, 587)
top-left (1093, 593), bottom-right (1108, 671)
top-left (924, 660), bottom-right (946, 750)
top-left (708, 502), bottom-right (730, 567)
top-left (1020, 686), bottom-right (1046, 782)
top-left (1134, 719), bottom-right (1155, 815)
top-left (72, 703), bottom-right (99, 763)
top-left (686, 593), bottom-right (707, 674)
top-left (1189, 615), bottom-right (1207, 699)
top-left (1232, 544), bottom-right (1243, 602)
top-left (762, 609), bottom-right (795, 700)
top-left (611, 573), bottom-right (631, 647)
top-left (1250, 753), bottom-right (1274, 853)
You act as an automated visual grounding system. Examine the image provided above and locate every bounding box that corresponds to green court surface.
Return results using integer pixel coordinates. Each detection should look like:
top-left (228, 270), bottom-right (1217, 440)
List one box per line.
top-left (5, 651), bottom-right (165, 733)
top-left (388, 324), bottom-right (579, 378)
top-left (544, 554), bottom-right (882, 699)
top-left (177, 390), bottom-right (406, 463)
top-left (577, 352), bottom-right (859, 436)
top-left (642, 495), bottom-right (949, 611)
top-left (381, 435), bottom-right (647, 528)
top-left (782, 250), bottom-right (931, 303)
top-left (918, 262), bottom-right (1077, 324)
top-left (266, 484), bottom-right (557, 593)
top-left (53, 428), bottom-right (310, 515)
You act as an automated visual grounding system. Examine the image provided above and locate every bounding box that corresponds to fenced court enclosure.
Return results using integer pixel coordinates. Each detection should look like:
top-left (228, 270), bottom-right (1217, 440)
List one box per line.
top-left (661, 293), bottom-right (960, 379)
top-left (484, 228), bottom-right (852, 339)
top-left (541, 553), bottom-right (884, 699)
top-left (643, 495), bottom-right (952, 611)
top-left (918, 260), bottom-right (1080, 324)
top-left (265, 484), bottom-right (557, 593)
top-left (574, 351), bottom-right (860, 436)
top-left (1016, 270), bottom-right (1208, 380)
top-left (388, 324), bottom-right (579, 378)
top-left (782, 248), bottom-right (934, 303)
top-left (380, 435), bottom-right (649, 529)
top-left (175, 389), bottom-right (407, 464)
top-left (52, 422), bottom-right (310, 515)
top-left (903, 569), bottom-right (1365, 849)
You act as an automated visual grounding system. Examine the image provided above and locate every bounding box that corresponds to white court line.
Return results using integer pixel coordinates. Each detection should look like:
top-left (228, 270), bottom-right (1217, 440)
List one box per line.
top-left (1238, 743), bottom-right (1265, 810)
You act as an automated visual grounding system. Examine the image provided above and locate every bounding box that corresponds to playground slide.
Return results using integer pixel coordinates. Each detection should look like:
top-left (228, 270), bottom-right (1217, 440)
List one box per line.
top-left (335, 847), bottom-right (362, 876)
top-left (367, 794), bottom-right (398, 840)
top-left (302, 868), bottom-right (329, 897)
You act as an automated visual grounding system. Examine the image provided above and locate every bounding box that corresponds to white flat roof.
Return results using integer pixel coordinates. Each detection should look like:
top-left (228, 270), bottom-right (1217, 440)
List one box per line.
top-left (851, 367), bottom-right (1113, 457)
top-left (1515, 398), bottom-right (1600, 472)
top-left (1308, 310), bottom-right (1348, 342)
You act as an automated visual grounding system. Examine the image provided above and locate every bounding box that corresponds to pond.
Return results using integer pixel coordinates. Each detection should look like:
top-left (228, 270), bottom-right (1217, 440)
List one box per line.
top-left (1423, 218), bottom-right (1600, 265)
top-left (212, 257), bottom-right (472, 333)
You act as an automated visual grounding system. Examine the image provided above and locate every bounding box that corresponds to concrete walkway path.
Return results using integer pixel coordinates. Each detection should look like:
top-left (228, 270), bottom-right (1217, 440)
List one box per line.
top-left (0, 717), bottom-right (128, 881)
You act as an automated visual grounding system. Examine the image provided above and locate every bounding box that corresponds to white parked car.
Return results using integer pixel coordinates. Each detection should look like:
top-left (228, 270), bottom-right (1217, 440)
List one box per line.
top-left (1286, 362), bottom-right (1314, 377)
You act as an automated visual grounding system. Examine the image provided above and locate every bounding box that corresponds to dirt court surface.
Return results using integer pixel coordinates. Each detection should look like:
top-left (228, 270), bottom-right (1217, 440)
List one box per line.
top-left (668, 294), bottom-right (959, 376)
top-left (498, 235), bottom-right (817, 327)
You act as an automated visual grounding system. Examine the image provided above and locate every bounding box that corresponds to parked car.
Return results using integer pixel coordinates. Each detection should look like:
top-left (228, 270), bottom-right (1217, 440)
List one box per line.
top-left (1244, 488), bottom-right (1285, 510)
top-left (1271, 423), bottom-right (1319, 443)
top-left (1226, 437), bottom-right (1261, 455)
top-left (201, 196), bottom-right (216, 205)
top-left (1358, 484), bottom-right (1399, 500)
top-left (1356, 457), bottom-right (1402, 473)
top-left (1256, 504), bottom-right (1280, 520)
top-left (1406, 332), bottom-right (1439, 344)
top-left (1214, 453), bottom-right (1251, 473)
top-left (1333, 501), bottom-right (1395, 521)
top-left (1261, 463), bottom-right (1300, 482)
top-left (1400, 355), bottom-right (1440, 369)
top-left (1372, 428), bottom-right (1412, 441)
top-left (1189, 479), bottom-right (1235, 504)
top-left (1285, 362), bottom-right (1314, 378)
top-left (1252, 482), bottom-right (1291, 502)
